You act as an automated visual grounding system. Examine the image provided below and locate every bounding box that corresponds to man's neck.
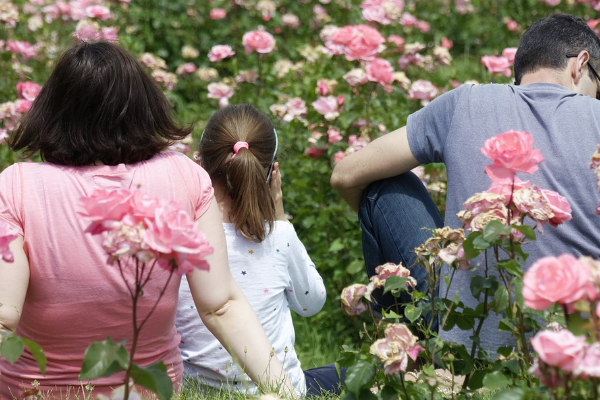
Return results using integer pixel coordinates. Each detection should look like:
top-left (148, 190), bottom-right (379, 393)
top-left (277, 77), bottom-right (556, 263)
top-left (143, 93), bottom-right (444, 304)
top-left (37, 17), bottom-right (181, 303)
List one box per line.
top-left (519, 68), bottom-right (572, 90)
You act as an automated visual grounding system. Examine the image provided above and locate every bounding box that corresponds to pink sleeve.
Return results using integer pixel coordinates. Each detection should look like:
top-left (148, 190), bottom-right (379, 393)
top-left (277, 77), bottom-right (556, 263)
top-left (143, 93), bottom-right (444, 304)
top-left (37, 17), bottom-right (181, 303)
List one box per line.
top-left (0, 164), bottom-right (24, 235)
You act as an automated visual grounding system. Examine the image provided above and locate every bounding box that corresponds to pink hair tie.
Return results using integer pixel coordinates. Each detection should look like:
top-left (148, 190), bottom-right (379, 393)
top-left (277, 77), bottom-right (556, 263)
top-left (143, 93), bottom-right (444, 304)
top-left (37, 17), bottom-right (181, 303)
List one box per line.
top-left (231, 141), bottom-right (249, 159)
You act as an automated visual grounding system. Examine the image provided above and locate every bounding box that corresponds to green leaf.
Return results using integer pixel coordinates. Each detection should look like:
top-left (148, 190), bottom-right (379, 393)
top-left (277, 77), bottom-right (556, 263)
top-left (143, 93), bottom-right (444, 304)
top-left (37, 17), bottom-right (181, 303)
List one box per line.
top-left (345, 260), bottom-right (364, 275)
top-left (0, 335), bottom-right (24, 364)
top-left (344, 360), bottom-right (376, 395)
top-left (470, 276), bottom-right (498, 300)
top-left (502, 359), bottom-right (520, 375)
top-left (497, 346), bottom-right (514, 358)
top-left (381, 309), bottom-right (403, 320)
top-left (497, 259), bottom-right (523, 278)
top-left (492, 285), bottom-right (509, 314)
top-left (498, 319), bottom-right (514, 333)
top-left (473, 235), bottom-right (492, 250)
top-left (130, 362), bottom-right (173, 400)
top-left (79, 338), bottom-right (128, 380)
top-left (482, 370), bottom-right (511, 390)
top-left (382, 276), bottom-right (410, 295)
top-left (511, 224), bottom-right (536, 240)
top-left (482, 220), bottom-right (511, 242)
top-left (329, 238), bottom-right (344, 252)
top-left (21, 338), bottom-right (47, 375)
top-left (379, 385), bottom-right (399, 400)
top-left (491, 387), bottom-right (526, 400)
top-left (404, 304), bottom-right (422, 323)
top-left (463, 231), bottom-right (483, 259)
top-left (467, 370), bottom-right (488, 390)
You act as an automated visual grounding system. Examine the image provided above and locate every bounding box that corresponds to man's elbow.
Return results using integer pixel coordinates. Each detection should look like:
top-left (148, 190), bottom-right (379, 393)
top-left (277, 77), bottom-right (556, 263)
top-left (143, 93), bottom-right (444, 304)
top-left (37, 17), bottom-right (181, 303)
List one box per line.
top-left (330, 167), bottom-right (349, 191)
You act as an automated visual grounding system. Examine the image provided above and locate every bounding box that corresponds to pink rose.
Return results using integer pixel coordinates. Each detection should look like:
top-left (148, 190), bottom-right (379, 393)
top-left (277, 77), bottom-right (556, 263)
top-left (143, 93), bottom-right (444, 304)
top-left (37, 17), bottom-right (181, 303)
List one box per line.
top-left (144, 203), bottom-right (213, 275)
top-left (15, 100), bottom-right (32, 114)
top-left (416, 20), bottom-right (430, 32)
top-left (481, 130), bottom-right (544, 183)
top-left (331, 24), bottom-right (385, 61)
top-left (486, 176), bottom-right (531, 204)
top-left (305, 145), bottom-right (325, 158)
top-left (79, 189), bottom-right (135, 234)
top-left (210, 8), bottom-right (226, 19)
top-left (540, 189), bottom-right (572, 227)
top-left (283, 98), bottom-right (307, 122)
top-left (370, 323), bottom-right (422, 375)
top-left (281, 13), bottom-right (300, 28)
top-left (366, 58), bottom-right (394, 92)
top-left (523, 254), bottom-right (592, 310)
top-left (341, 284), bottom-right (368, 316)
top-left (16, 81), bottom-right (42, 101)
top-left (502, 47), bottom-right (518, 65)
top-left (408, 80), bottom-right (438, 106)
top-left (343, 68), bottom-right (368, 86)
top-left (531, 329), bottom-right (587, 372)
top-left (575, 342), bottom-right (600, 378)
top-left (362, 6), bottom-right (390, 25)
top-left (74, 20), bottom-right (101, 42)
top-left (176, 62), bottom-right (197, 76)
top-left (374, 262), bottom-right (416, 287)
top-left (0, 221), bottom-right (19, 263)
top-left (207, 82), bottom-right (234, 108)
top-left (400, 12), bottom-right (417, 26)
top-left (540, 0), bottom-right (561, 5)
top-left (333, 151), bottom-right (346, 163)
top-left (506, 19), bottom-right (520, 31)
top-left (242, 30), bottom-right (275, 54)
top-left (387, 35), bottom-right (405, 50)
top-left (327, 127), bottom-right (343, 143)
top-left (86, 5), bottom-right (111, 20)
top-left (6, 40), bottom-right (37, 61)
top-left (481, 55), bottom-right (512, 77)
top-left (312, 96), bottom-right (340, 120)
top-left (441, 37), bottom-right (453, 49)
top-left (208, 45), bottom-right (235, 62)
top-left (101, 27), bottom-right (119, 42)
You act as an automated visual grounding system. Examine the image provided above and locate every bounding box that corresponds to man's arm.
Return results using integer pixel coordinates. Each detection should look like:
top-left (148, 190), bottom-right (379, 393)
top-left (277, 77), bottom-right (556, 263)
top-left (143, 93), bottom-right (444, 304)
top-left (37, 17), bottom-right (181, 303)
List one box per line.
top-left (330, 126), bottom-right (421, 212)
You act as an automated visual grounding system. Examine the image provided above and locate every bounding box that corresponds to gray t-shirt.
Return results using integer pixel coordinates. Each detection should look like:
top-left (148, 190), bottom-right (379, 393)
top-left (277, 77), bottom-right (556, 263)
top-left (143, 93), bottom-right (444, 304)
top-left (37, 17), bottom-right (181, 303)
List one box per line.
top-left (407, 82), bottom-right (600, 354)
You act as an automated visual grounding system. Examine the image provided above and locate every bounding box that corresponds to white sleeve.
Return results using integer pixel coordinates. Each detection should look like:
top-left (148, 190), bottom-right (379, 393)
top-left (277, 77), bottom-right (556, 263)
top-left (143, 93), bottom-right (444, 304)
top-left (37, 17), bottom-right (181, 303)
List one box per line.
top-left (282, 223), bottom-right (326, 317)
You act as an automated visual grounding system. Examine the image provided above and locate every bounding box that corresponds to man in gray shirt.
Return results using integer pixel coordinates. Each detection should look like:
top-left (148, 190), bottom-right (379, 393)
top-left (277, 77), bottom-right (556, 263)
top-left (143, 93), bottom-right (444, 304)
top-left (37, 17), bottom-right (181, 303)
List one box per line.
top-left (331, 13), bottom-right (600, 353)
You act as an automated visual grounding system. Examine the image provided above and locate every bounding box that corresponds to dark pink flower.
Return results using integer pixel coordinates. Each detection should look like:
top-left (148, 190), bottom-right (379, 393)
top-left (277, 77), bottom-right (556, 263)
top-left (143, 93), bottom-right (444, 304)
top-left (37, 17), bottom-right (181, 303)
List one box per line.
top-left (16, 81), bottom-right (42, 101)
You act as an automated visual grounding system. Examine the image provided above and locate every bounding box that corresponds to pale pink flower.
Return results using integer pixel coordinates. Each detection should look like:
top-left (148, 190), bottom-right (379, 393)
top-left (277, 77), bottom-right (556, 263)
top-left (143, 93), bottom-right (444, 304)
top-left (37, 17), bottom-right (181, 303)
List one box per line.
top-left (539, 0), bottom-right (561, 5)
top-left (176, 62), bottom-right (197, 76)
top-left (481, 130), bottom-right (544, 183)
top-left (439, 242), bottom-right (469, 270)
top-left (523, 254), bottom-right (592, 310)
top-left (531, 329), bottom-right (587, 372)
top-left (16, 81), bottom-right (42, 101)
top-left (315, 79), bottom-right (337, 96)
top-left (370, 323), bottom-right (422, 375)
top-left (457, 192), bottom-right (507, 231)
top-left (144, 202), bottom-right (213, 275)
top-left (416, 20), bottom-right (430, 32)
top-left (481, 55), bottom-right (512, 77)
top-left (283, 98), bottom-right (307, 122)
top-left (362, 5), bottom-right (390, 25)
top-left (341, 283), bottom-right (368, 316)
top-left (151, 70), bottom-right (177, 90)
top-left (540, 189), bottom-right (572, 227)
top-left (139, 53), bottom-right (167, 70)
top-left (243, 30), bottom-right (275, 54)
top-left (74, 20), bottom-right (101, 42)
top-left (327, 127), bottom-right (343, 143)
top-left (312, 96), bottom-right (340, 120)
top-left (86, 5), bottom-right (111, 20)
top-left (455, 0), bottom-right (474, 14)
top-left (506, 19), bottom-right (520, 31)
top-left (387, 35), bottom-right (404, 50)
top-left (6, 40), bottom-right (37, 61)
top-left (408, 80), bottom-right (438, 106)
top-left (207, 82), bottom-right (234, 108)
top-left (343, 68), bottom-right (368, 86)
top-left (502, 47), bottom-right (518, 65)
top-left (210, 8), bottom-right (226, 19)
top-left (282, 13), bottom-right (300, 28)
top-left (333, 151), bottom-right (346, 163)
top-left (575, 342), bottom-right (600, 378)
top-left (0, 220), bottom-right (19, 263)
top-left (0, 2), bottom-right (19, 28)
top-left (366, 58), bottom-right (394, 92)
top-left (486, 176), bottom-right (531, 204)
top-left (512, 186), bottom-right (554, 231)
top-left (79, 189), bottom-right (135, 234)
top-left (101, 27), bottom-right (119, 42)
top-left (236, 70), bottom-right (258, 84)
top-left (208, 45), bottom-right (236, 62)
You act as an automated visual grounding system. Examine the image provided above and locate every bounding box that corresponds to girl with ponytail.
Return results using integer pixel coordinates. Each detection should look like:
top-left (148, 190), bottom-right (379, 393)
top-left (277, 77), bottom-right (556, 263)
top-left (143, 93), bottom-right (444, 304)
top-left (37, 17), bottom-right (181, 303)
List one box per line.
top-left (176, 104), bottom-right (343, 397)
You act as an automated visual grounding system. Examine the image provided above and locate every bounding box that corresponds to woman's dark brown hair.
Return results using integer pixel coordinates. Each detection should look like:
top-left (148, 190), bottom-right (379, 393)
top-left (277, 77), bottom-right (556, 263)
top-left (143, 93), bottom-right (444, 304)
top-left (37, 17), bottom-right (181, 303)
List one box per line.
top-left (9, 41), bottom-right (191, 166)
top-left (200, 104), bottom-right (277, 242)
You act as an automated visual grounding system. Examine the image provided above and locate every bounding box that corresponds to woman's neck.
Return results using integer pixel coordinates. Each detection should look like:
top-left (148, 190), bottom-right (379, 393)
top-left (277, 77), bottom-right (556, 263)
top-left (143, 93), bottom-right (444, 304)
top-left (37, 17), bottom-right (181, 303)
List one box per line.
top-left (213, 182), bottom-right (234, 223)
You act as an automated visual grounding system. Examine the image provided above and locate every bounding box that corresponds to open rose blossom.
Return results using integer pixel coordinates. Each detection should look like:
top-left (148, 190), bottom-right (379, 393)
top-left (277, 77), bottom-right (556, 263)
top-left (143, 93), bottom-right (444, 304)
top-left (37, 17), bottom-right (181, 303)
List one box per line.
top-left (574, 342), bottom-right (600, 378)
top-left (366, 58), bottom-right (394, 92)
top-left (481, 130), bottom-right (544, 183)
top-left (80, 189), bottom-right (212, 275)
top-left (208, 45), bottom-right (235, 62)
top-left (481, 55), bottom-right (512, 76)
top-left (16, 81), bottom-right (42, 101)
top-left (86, 5), bottom-right (111, 20)
top-left (330, 24), bottom-right (385, 61)
top-left (6, 40), bottom-right (37, 61)
top-left (540, 189), bottom-right (572, 227)
top-left (370, 323), bottom-right (422, 375)
top-left (210, 8), bottom-right (226, 19)
top-left (531, 329), bottom-right (587, 372)
top-left (408, 80), bottom-right (438, 106)
top-left (242, 30), bottom-right (275, 54)
top-left (341, 283), bottom-right (368, 316)
top-left (0, 220), bottom-right (19, 263)
top-left (523, 254), bottom-right (592, 310)
top-left (207, 82), bottom-right (234, 108)
top-left (312, 96), bottom-right (340, 120)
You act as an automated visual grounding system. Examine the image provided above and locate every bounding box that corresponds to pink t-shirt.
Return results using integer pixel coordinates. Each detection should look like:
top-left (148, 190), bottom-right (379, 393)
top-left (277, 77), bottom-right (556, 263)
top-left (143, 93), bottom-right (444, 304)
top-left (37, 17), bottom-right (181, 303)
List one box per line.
top-left (0, 151), bottom-right (213, 399)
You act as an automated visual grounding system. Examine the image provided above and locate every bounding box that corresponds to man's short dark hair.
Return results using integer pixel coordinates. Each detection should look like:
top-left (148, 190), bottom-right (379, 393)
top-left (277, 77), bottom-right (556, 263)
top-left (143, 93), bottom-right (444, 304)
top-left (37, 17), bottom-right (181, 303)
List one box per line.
top-left (9, 41), bottom-right (192, 166)
top-left (514, 13), bottom-right (600, 85)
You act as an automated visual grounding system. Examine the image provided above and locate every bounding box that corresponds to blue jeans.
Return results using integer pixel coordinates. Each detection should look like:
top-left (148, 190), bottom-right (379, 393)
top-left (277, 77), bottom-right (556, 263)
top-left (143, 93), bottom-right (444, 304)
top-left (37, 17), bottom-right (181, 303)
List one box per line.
top-left (304, 364), bottom-right (346, 397)
top-left (358, 173), bottom-right (443, 320)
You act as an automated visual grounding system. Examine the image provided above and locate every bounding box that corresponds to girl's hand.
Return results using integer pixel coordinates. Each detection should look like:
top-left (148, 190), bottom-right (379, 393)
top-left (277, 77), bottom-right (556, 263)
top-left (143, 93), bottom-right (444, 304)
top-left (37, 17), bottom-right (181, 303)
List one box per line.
top-left (270, 162), bottom-right (287, 221)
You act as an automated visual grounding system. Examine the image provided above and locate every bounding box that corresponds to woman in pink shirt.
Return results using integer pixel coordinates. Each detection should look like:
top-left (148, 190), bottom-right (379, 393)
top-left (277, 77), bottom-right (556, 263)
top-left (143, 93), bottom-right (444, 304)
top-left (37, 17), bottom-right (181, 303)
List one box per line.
top-left (0, 42), bottom-right (294, 399)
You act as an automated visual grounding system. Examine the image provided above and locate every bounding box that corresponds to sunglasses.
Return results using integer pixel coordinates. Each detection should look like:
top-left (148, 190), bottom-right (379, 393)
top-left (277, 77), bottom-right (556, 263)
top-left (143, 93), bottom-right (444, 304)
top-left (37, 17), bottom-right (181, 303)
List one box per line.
top-left (266, 128), bottom-right (278, 184)
top-left (566, 53), bottom-right (600, 100)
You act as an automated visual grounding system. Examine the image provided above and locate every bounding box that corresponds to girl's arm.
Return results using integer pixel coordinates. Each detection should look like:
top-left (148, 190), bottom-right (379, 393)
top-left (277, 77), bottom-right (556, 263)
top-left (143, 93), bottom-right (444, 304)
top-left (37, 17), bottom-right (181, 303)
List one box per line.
top-left (186, 198), bottom-right (297, 397)
top-left (283, 225), bottom-right (326, 317)
top-left (0, 236), bottom-right (29, 339)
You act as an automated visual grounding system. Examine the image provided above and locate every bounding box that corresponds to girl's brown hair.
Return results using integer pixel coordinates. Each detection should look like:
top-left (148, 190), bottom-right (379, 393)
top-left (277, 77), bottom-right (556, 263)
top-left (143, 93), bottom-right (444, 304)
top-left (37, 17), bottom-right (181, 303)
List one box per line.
top-left (200, 104), bottom-right (277, 242)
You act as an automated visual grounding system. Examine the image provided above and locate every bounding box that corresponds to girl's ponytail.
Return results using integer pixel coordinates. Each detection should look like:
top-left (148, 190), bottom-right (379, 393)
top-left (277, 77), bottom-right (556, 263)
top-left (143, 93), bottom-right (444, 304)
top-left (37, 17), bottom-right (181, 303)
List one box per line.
top-left (200, 104), bottom-right (278, 242)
